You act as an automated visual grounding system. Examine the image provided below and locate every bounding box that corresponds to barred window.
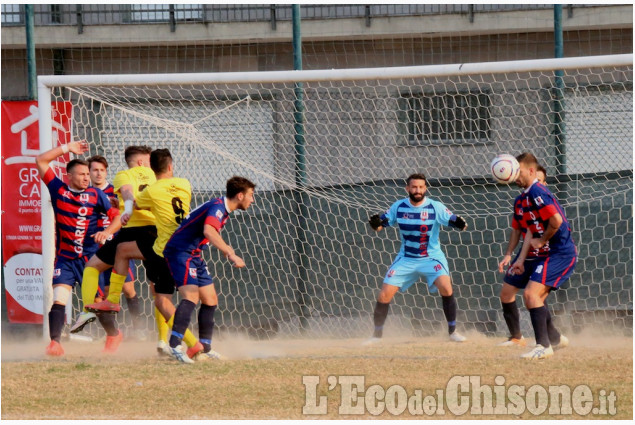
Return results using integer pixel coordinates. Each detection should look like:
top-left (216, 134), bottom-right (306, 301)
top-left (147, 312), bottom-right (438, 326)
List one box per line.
top-left (129, 4), bottom-right (203, 22)
top-left (1, 4), bottom-right (23, 24)
top-left (402, 92), bottom-right (491, 145)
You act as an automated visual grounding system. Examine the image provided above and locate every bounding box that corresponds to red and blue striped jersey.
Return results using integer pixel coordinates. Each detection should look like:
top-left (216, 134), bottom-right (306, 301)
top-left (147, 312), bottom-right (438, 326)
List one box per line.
top-left (164, 197), bottom-right (229, 256)
top-left (43, 168), bottom-right (119, 259)
top-left (514, 181), bottom-right (576, 255)
top-left (97, 183), bottom-right (117, 230)
top-left (511, 192), bottom-right (549, 258)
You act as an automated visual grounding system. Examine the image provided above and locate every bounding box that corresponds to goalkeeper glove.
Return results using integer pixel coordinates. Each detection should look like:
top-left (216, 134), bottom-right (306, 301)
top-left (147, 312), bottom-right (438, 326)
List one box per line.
top-left (449, 215), bottom-right (467, 231)
top-left (369, 214), bottom-right (387, 230)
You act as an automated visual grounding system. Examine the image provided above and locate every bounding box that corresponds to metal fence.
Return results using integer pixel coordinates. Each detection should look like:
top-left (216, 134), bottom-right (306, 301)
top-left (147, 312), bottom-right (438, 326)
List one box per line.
top-left (1, 4), bottom-right (594, 29)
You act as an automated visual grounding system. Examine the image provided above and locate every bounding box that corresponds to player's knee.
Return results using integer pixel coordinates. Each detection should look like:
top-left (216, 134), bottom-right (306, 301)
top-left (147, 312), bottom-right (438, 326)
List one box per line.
top-left (500, 285), bottom-right (517, 302)
top-left (86, 257), bottom-right (108, 271)
top-left (377, 291), bottom-right (394, 304)
top-left (115, 244), bottom-right (129, 257)
top-left (523, 291), bottom-right (540, 307)
top-left (434, 279), bottom-right (453, 296)
top-left (437, 285), bottom-right (453, 297)
top-left (53, 285), bottom-right (72, 305)
top-left (201, 290), bottom-right (217, 306)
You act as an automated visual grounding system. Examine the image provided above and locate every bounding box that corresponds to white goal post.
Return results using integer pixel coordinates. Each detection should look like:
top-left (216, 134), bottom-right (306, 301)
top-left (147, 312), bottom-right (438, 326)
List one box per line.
top-left (38, 54), bottom-right (633, 340)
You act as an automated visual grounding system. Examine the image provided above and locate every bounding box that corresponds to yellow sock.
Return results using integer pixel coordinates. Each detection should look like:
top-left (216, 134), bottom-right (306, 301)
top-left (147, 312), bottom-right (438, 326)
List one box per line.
top-left (81, 267), bottom-right (100, 312)
top-left (155, 306), bottom-right (169, 343)
top-left (106, 272), bottom-right (126, 304)
top-left (166, 313), bottom-right (198, 348)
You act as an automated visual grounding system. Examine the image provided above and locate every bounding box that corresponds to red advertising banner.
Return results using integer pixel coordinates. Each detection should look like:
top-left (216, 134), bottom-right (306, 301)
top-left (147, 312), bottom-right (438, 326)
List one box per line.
top-left (1, 100), bottom-right (72, 323)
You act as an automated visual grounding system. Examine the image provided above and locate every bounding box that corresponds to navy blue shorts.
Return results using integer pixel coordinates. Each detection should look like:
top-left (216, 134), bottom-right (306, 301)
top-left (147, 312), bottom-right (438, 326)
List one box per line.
top-left (165, 252), bottom-right (213, 288)
top-left (504, 252), bottom-right (577, 290)
top-left (53, 256), bottom-right (88, 287)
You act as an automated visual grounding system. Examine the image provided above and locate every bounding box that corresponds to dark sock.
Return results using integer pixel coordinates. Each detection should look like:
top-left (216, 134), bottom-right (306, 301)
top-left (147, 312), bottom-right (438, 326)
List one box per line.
top-left (49, 304), bottom-right (66, 342)
top-left (544, 300), bottom-right (561, 345)
top-left (442, 295), bottom-right (457, 334)
top-left (501, 300), bottom-right (522, 339)
top-left (169, 299), bottom-right (196, 348)
top-left (97, 313), bottom-right (119, 337)
top-left (529, 305), bottom-right (550, 348)
top-left (198, 304), bottom-right (217, 352)
top-left (125, 295), bottom-right (144, 329)
top-left (372, 301), bottom-right (390, 338)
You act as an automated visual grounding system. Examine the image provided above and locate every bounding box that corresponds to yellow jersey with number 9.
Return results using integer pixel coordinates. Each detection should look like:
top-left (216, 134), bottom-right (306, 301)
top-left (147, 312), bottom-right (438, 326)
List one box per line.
top-left (135, 177), bottom-right (192, 257)
top-left (112, 166), bottom-right (157, 228)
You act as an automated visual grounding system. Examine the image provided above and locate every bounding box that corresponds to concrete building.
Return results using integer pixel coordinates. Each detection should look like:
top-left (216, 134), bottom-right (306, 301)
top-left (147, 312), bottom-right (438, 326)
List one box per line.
top-left (2, 4), bottom-right (632, 99)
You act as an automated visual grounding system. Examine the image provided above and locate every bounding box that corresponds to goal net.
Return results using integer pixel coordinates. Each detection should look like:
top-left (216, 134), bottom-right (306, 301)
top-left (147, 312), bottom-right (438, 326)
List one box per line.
top-left (38, 54), bottom-right (633, 341)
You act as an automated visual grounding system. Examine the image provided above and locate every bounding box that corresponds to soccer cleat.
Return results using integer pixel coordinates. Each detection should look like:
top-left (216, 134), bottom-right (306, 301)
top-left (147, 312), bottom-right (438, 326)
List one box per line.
top-left (103, 330), bottom-right (123, 353)
top-left (361, 337), bottom-right (382, 346)
top-left (449, 332), bottom-right (467, 342)
top-left (497, 336), bottom-right (527, 347)
top-left (194, 349), bottom-right (223, 361)
top-left (186, 341), bottom-right (204, 359)
top-left (169, 345), bottom-right (195, 364)
top-left (553, 335), bottom-right (569, 350)
top-left (70, 312), bottom-right (97, 334)
top-left (520, 344), bottom-right (554, 360)
top-left (45, 340), bottom-right (64, 357)
top-left (69, 334), bottom-right (94, 343)
top-left (85, 299), bottom-right (121, 314)
top-left (157, 340), bottom-right (172, 357)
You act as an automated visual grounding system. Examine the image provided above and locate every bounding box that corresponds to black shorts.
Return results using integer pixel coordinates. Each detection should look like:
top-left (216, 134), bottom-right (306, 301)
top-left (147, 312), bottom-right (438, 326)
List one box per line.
top-left (144, 250), bottom-right (176, 295)
top-left (95, 225), bottom-right (157, 266)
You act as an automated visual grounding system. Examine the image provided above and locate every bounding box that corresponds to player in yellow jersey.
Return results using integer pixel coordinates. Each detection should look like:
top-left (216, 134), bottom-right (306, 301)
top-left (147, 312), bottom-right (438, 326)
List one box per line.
top-left (87, 148), bottom-right (203, 359)
top-left (71, 146), bottom-right (156, 353)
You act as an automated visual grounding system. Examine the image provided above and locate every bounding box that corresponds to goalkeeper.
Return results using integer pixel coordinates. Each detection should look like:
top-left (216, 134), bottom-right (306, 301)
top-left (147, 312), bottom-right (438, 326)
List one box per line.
top-left (366, 173), bottom-right (468, 344)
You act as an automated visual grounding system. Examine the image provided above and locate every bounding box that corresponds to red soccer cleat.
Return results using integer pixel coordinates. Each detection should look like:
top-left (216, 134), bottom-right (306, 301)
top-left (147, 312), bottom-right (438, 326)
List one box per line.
top-left (86, 299), bottom-right (121, 314)
top-left (103, 330), bottom-right (123, 354)
top-left (186, 341), bottom-right (204, 360)
top-left (45, 340), bottom-right (65, 357)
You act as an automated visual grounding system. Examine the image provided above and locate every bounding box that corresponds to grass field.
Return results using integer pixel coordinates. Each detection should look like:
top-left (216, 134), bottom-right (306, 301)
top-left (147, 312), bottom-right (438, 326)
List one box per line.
top-left (1, 330), bottom-right (632, 420)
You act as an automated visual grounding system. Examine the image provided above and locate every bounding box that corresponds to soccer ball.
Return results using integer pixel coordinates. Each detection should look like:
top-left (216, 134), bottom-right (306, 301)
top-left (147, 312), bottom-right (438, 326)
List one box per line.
top-left (490, 154), bottom-right (520, 184)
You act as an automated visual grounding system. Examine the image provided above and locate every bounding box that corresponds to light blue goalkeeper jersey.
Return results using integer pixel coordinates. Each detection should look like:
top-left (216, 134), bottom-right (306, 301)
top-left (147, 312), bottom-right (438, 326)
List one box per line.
top-left (380, 197), bottom-right (456, 259)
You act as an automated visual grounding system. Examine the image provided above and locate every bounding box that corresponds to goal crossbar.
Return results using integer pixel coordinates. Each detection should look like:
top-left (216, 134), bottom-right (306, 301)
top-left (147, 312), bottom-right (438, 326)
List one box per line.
top-left (38, 54), bottom-right (633, 88)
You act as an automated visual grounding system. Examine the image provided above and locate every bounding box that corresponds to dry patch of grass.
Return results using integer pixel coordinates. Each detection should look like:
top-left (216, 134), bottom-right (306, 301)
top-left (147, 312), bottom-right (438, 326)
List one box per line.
top-left (2, 332), bottom-right (632, 419)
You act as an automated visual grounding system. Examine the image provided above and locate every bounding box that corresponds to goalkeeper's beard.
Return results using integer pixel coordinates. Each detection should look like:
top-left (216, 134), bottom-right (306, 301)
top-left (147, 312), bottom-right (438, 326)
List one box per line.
top-left (409, 192), bottom-right (425, 203)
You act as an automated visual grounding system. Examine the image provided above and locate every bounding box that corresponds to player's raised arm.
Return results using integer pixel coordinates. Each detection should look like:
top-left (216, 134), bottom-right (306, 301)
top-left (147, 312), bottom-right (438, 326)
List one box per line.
top-left (35, 140), bottom-right (89, 178)
top-left (203, 223), bottom-right (245, 268)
